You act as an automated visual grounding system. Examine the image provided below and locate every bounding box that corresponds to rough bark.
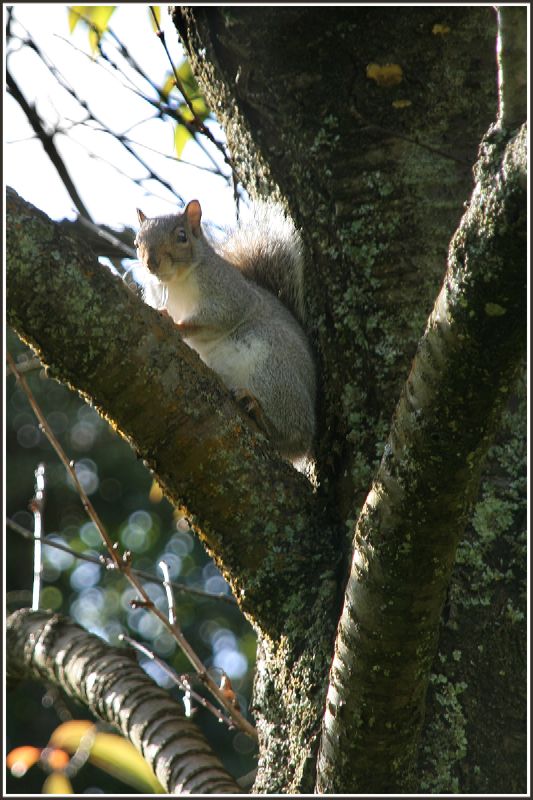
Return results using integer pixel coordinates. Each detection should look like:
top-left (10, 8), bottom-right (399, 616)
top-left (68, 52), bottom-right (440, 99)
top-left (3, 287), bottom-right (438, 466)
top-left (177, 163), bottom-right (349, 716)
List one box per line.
top-left (173, 6), bottom-right (498, 512)
top-left (6, 609), bottom-right (240, 794)
top-left (171, 6), bottom-right (526, 792)
top-left (6, 5), bottom-right (527, 794)
top-left (7, 187), bottom-right (340, 793)
top-left (316, 123), bottom-right (526, 792)
top-left (6, 186), bottom-right (335, 639)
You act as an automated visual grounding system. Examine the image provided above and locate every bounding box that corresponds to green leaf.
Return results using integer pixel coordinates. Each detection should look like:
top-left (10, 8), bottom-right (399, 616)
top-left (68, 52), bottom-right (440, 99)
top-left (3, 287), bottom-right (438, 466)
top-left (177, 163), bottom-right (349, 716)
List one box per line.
top-left (176, 58), bottom-right (202, 98)
top-left (174, 123), bottom-right (193, 158)
top-left (89, 733), bottom-right (164, 793)
top-left (191, 96), bottom-right (209, 120)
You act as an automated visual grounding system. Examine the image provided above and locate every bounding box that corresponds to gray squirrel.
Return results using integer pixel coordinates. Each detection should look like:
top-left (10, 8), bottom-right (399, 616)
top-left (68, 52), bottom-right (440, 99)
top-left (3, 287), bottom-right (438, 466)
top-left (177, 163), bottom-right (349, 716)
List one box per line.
top-left (134, 199), bottom-right (316, 460)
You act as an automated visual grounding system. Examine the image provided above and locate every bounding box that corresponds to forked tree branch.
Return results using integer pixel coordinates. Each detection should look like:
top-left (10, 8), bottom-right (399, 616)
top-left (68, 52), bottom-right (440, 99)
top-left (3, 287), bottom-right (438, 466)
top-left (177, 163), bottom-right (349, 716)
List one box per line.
top-left (6, 608), bottom-right (241, 794)
top-left (316, 123), bottom-right (526, 793)
top-left (6, 187), bottom-right (327, 637)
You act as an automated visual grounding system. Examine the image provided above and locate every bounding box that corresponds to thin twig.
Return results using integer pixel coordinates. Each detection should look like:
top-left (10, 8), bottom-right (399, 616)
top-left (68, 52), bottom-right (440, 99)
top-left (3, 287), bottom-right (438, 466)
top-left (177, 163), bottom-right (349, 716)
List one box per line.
top-left (159, 560), bottom-right (177, 625)
top-left (148, 6), bottom-right (242, 186)
top-left (6, 67), bottom-right (93, 219)
top-left (6, 518), bottom-right (237, 605)
top-left (120, 633), bottom-right (235, 729)
top-left (54, 27), bottom-right (226, 176)
top-left (7, 352), bottom-right (257, 740)
top-left (17, 29), bottom-right (184, 204)
top-left (121, 563), bottom-right (258, 739)
top-left (31, 464), bottom-right (46, 610)
top-left (7, 352), bottom-right (121, 568)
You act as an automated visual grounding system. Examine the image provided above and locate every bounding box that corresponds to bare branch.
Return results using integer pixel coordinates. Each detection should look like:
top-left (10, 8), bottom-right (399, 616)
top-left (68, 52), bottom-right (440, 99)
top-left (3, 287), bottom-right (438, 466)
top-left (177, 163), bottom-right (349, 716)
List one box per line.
top-left (148, 5), bottom-right (241, 184)
top-left (7, 350), bottom-right (257, 739)
top-left (6, 67), bottom-right (92, 220)
top-left (120, 633), bottom-right (235, 729)
top-left (17, 28), bottom-right (184, 204)
top-left (57, 216), bottom-right (137, 261)
top-left (54, 21), bottom-right (228, 178)
top-left (31, 464), bottom-right (46, 610)
top-left (6, 608), bottom-right (241, 794)
top-left (159, 559), bottom-right (178, 625)
top-left (7, 352), bottom-right (122, 568)
top-left (6, 517), bottom-right (237, 605)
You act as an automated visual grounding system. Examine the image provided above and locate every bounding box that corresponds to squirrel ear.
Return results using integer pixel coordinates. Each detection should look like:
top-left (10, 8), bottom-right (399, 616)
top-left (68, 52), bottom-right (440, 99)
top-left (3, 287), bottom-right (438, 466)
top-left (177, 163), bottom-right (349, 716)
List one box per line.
top-left (137, 209), bottom-right (147, 225)
top-left (185, 200), bottom-right (202, 238)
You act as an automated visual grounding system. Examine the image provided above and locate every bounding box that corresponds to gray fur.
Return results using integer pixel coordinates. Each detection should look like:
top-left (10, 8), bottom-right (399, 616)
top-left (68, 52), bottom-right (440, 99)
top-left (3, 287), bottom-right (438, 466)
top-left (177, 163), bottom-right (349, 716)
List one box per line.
top-left (135, 201), bottom-right (315, 460)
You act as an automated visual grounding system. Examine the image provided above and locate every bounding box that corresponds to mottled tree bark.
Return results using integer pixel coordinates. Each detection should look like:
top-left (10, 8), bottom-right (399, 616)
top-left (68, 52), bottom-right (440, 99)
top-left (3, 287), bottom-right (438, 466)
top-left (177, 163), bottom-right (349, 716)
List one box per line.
top-left (6, 186), bottom-right (335, 637)
top-left (6, 5), bottom-right (527, 795)
top-left (172, 6), bottom-right (527, 792)
top-left (6, 609), bottom-right (240, 794)
top-left (316, 124), bottom-right (526, 792)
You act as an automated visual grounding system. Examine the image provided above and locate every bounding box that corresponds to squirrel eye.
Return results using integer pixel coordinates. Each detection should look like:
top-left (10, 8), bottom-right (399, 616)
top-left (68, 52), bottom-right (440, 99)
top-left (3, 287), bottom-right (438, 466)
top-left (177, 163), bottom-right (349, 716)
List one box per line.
top-left (177, 229), bottom-right (187, 243)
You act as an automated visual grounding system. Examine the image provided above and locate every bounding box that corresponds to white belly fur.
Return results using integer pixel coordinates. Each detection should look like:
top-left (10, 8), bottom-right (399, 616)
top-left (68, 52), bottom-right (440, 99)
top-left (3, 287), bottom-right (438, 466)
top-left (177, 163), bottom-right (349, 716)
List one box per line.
top-left (190, 333), bottom-right (267, 390)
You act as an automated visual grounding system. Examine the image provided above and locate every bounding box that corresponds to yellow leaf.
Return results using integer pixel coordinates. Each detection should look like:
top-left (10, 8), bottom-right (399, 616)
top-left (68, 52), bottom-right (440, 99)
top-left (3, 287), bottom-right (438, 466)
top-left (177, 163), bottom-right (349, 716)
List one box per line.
top-left (175, 123), bottom-right (193, 158)
top-left (392, 99), bottom-right (412, 109)
top-left (68, 6), bottom-right (85, 33)
top-left (42, 772), bottom-right (74, 794)
top-left (67, 6), bottom-right (116, 53)
top-left (149, 479), bottom-right (164, 503)
top-left (49, 719), bottom-right (95, 750)
top-left (161, 73), bottom-right (176, 99)
top-left (90, 5), bottom-right (116, 33)
top-left (89, 733), bottom-right (164, 793)
top-left (49, 722), bottom-right (164, 793)
top-left (366, 62), bottom-right (403, 87)
top-left (149, 5), bottom-right (161, 31)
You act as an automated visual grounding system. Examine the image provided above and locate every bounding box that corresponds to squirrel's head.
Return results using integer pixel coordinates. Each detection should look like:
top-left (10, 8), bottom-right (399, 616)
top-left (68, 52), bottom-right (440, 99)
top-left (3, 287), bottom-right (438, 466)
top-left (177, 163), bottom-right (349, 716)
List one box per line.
top-left (134, 200), bottom-right (204, 281)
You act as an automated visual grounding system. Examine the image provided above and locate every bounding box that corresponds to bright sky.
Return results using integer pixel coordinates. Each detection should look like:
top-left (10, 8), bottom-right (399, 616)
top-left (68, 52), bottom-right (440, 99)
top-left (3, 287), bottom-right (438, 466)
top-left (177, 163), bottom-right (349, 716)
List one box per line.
top-left (5, 4), bottom-right (238, 232)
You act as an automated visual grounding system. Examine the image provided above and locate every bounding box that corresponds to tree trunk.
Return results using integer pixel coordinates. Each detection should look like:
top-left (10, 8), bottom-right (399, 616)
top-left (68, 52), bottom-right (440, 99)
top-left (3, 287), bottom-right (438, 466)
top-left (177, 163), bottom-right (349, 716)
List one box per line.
top-left (6, 5), bottom-right (526, 794)
top-left (172, 6), bottom-right (527, 792)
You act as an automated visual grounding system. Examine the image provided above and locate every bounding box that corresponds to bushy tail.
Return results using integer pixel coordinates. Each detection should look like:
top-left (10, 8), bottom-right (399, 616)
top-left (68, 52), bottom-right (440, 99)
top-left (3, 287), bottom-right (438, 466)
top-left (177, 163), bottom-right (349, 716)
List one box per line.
top-left (218, 201), bottom-right (307, 324)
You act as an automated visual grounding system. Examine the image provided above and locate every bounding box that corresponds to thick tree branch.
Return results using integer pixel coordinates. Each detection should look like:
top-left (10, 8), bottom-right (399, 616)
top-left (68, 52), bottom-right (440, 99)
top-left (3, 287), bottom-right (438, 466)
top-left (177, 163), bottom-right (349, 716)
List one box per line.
top-left (316, 124), bottom-right (526, 792)
top-left (6, 187), bottom-right (331, 637)
top-left (6, 608), bottom-right (240, 794)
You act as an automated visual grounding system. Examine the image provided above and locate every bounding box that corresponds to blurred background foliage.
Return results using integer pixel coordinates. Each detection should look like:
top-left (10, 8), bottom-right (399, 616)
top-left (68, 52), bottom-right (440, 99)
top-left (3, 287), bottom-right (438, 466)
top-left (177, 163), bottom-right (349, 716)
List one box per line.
top-left (6, 328), bottom-right (258, 792)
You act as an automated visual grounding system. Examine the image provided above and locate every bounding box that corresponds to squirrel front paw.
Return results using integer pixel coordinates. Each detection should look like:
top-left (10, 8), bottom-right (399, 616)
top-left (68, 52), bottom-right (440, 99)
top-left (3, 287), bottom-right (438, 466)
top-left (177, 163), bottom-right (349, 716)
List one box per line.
top-left (232, 388), bottom-right (268, 433)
